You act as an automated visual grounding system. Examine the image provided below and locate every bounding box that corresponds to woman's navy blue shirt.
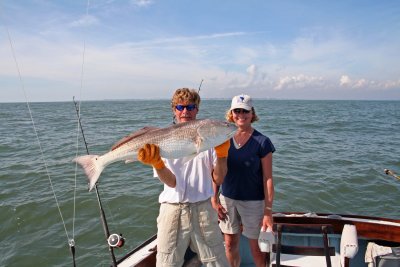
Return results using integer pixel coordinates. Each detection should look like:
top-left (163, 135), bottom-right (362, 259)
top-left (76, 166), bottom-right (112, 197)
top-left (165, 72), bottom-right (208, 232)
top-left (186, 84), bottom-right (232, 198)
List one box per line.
top-left (221, 129), bottom-right (275, 200)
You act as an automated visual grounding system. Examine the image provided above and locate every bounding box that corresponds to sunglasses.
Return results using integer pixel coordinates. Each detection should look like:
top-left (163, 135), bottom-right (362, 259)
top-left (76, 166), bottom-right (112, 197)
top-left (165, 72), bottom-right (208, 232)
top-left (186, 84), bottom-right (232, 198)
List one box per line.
top-left (175, 104), bottom-right (197, 111)
top-left (232, 108), bottom-right (250, 114)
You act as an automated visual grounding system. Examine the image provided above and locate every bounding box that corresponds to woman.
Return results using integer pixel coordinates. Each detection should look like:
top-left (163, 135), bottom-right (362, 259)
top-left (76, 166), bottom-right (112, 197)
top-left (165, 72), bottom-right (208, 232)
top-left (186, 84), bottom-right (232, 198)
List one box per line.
top-left (212, 94), bottom-right (275, 267)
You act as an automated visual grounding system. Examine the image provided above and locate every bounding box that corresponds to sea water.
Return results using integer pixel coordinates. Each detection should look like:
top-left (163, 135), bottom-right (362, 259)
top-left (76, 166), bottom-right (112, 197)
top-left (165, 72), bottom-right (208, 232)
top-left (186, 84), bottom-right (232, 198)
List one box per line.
top-left (0, 99), bottom-right (399, 266)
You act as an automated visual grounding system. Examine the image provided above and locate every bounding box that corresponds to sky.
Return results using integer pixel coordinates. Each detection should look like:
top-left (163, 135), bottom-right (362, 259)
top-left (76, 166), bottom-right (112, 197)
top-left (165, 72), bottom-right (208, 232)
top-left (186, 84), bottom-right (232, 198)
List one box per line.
top-left (1, 0), bottom-right (399, 102)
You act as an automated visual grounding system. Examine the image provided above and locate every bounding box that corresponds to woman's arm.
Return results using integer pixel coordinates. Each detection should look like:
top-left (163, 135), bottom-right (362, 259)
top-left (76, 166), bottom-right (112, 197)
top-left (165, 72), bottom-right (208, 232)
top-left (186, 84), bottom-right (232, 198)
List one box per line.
top-left (261, 152), bottom-right (274, 230)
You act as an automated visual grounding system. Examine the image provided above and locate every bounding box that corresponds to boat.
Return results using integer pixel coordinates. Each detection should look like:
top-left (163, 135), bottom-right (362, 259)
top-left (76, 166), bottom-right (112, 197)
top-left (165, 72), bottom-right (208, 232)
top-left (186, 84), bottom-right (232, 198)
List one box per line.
top-left (109, 169), bottom-right (400, 267)
top-left (114, 211), bottom-right (400, 267)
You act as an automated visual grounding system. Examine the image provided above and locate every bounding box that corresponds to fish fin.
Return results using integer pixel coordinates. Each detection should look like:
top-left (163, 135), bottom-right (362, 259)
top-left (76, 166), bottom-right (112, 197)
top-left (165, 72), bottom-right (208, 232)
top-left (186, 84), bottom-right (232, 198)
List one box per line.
top-left (125, 152), bottom-right (138, 164)
top-left (111, 127), bottom-right (160, 151)
top-left (195, 135), bottom-right (204, 154)
top-left (73, 155), bottom-right (104, 191)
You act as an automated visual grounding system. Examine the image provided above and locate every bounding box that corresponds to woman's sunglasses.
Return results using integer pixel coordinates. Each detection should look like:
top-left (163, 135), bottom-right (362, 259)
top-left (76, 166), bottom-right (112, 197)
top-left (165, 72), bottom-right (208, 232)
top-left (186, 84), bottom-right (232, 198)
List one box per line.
top-left (175, 104), bottom-right (197, 111)
top-left (232, 108), bottom-right (250, 114)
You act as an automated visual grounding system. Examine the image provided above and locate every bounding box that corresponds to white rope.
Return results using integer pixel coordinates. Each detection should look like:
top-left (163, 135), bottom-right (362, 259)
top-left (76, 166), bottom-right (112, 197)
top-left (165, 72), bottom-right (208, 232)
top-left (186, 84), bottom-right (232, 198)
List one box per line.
top-left (1, 9), bottom-right (71, 242)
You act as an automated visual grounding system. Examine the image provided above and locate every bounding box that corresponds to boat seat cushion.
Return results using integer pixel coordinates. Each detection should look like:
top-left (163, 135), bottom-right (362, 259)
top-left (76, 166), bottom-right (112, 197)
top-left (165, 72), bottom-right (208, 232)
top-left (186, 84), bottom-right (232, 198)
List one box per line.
top-left (270, 252), bottom-right (341, 266)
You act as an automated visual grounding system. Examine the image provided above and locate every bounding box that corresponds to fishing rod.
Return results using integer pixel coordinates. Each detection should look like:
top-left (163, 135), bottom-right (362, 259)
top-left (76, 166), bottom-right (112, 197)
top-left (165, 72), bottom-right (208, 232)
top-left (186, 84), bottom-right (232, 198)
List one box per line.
top-left (73, 97), bottom-right (123, 267)
top-left (198, 79), bottom-right (204, 94)
top-left (384, 169), bottom-right (400, 181)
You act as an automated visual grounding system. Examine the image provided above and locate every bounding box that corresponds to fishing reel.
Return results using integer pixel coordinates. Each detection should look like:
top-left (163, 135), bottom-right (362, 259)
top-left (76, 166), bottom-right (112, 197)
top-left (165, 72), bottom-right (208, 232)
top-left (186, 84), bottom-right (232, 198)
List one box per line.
top-left (107, 233), bottom-right (125, 248)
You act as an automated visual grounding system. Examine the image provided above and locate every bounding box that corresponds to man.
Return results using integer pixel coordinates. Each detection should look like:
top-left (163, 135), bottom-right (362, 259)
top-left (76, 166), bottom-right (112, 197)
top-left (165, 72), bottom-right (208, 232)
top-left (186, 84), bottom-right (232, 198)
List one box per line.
top-left (137, 88), bottom-right (230, 267)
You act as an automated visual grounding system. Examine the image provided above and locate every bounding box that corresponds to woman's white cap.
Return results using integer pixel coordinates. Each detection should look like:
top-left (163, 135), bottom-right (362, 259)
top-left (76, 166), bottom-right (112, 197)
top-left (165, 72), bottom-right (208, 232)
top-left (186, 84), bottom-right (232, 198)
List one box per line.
top-left (230, 94), bottom-right (253, 111)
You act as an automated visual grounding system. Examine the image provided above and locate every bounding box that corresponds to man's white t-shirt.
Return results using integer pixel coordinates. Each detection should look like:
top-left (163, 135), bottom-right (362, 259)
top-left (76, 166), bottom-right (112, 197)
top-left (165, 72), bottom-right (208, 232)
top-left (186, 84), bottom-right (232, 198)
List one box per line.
top-left (156, 149), bottom-right (217, 203)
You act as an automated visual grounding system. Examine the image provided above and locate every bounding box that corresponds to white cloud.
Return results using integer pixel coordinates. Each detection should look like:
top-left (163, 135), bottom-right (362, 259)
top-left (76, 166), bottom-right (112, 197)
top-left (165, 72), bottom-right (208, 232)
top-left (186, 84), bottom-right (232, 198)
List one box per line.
top-left (339, 75), bottom-right (400, 90)
top-left (274, 74), bottom-right (324, 91)
top-left (131, 0), bottom-right (153, 7)
top-left (354, 79), bottom-right (367, 88)
top-left (246, 64), bottom-right (257, 76)
top-left (290, 35), bottom-right (348, 62)
top-left (69, 15), bottom-right (99, 27)
top-left (384, 80), bottom-right (400, 89)
top-left (340, 75), bottom-right (351, 86)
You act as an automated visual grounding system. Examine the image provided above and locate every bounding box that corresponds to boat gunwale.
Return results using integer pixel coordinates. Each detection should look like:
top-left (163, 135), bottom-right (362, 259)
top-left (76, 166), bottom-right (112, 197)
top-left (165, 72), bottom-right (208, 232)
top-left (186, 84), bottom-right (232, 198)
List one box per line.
top-left (274, 212), bottom-right (400, 243)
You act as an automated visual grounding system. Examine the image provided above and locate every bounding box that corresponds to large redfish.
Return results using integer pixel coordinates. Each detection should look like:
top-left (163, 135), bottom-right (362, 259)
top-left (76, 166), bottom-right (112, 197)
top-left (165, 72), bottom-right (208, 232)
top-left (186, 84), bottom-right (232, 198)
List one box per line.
top-left (74, 119), bottom-right (236, 191)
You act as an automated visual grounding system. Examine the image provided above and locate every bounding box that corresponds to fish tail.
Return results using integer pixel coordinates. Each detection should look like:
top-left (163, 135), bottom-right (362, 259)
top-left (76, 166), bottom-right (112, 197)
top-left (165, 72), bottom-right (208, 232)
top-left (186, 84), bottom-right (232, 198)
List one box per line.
top-left (73, 155), bottom-right (104, 191)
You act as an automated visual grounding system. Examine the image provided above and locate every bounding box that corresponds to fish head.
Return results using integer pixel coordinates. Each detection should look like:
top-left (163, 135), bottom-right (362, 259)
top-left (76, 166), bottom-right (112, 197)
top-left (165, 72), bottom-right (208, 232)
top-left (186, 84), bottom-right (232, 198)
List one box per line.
top-left (196, 119), bottom-right (237, 148)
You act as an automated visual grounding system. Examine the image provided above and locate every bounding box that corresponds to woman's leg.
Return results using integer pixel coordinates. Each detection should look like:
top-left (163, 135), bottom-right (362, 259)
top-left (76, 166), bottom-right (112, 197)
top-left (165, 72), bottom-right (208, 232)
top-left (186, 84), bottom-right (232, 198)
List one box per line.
top-left (248, 238), bottom-right (267, 267)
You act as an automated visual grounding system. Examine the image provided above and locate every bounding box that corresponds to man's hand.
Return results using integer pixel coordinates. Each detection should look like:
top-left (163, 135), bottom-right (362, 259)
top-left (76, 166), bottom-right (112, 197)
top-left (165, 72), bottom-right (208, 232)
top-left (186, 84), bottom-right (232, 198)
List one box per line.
top-left (214, 140), bottom-right (230, 158)
top-left (137, 144), bottom-right (165, 170)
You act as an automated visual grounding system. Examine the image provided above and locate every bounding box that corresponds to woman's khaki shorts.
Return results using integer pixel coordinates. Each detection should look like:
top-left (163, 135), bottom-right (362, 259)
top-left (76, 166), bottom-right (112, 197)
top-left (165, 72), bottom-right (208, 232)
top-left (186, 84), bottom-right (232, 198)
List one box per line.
top-left (218, 195), bottom-right (264, 239)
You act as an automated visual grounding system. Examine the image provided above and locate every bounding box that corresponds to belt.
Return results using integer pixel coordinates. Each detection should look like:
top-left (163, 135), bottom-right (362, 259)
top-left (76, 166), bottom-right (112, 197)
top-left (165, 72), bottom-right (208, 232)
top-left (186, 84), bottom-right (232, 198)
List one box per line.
top-left (162, 198), bottom-right (210, 208)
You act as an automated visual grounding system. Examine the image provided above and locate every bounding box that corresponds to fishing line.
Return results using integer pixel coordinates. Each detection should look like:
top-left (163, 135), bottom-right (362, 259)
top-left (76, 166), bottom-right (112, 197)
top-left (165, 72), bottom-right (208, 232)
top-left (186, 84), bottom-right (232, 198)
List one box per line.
top-left (1, 6), bottom-right (71, 243)
top-left (72, 0), bottom-right (91, 244)
top-left (2, 1), bottom-right (92, 265)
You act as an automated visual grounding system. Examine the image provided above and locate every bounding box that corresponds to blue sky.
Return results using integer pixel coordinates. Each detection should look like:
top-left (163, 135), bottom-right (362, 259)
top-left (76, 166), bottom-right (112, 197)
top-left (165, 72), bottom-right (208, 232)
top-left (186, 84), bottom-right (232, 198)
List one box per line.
top-left (1, 0), bottom-right (399, 102)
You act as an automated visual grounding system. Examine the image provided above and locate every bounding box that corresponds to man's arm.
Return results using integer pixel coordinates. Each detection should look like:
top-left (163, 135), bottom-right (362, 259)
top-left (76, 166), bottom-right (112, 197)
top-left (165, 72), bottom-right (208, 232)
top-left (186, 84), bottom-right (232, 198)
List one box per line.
top-left (212, 140), bottom-right (230, 185)
top-left (155, 166), bottom-right (176, 188)
top-left (212, 157), bottom-right (228, 185)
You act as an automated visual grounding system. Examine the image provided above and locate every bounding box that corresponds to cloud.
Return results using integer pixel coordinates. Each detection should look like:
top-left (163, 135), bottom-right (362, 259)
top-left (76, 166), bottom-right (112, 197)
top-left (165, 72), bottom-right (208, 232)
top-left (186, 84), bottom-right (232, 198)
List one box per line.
top-left (354, 79), bottom-right (367, 88)
top-left (131, 0), bottom-right (153, 7)
top-left (274, 74), bottom-right (324, 91)
top-left (340, 75), bottom-right (351, 86)
top-left (290, 34), bottom-right (350, 63)
top-left (383, 80), bottom-right (400, 89)
top-left (69, 15), bottom-right (99, 27)
top-left (246, 64), bottom-right (257, 76)
top-left (115, 32), bottom-right (248, 49)
top-left (339, 75), bottom-right (400, 90)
